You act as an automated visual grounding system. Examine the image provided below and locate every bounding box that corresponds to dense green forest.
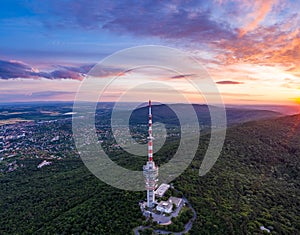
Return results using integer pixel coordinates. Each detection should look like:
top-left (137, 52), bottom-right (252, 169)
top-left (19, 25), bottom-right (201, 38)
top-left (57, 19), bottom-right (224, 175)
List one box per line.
top-left (0, 159), bottom-right (144, 234)
top-left (176, 114), bottom-right (300, 234)
top-left (0, 114), bottom-right (299, 234)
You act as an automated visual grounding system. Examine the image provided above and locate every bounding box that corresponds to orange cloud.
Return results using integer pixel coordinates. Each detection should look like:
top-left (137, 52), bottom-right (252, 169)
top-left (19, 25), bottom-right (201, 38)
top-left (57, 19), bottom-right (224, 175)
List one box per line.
top-left (239, 0), bottom-right (277, 37)
top-left (215, 20), bottom-right (300, 78)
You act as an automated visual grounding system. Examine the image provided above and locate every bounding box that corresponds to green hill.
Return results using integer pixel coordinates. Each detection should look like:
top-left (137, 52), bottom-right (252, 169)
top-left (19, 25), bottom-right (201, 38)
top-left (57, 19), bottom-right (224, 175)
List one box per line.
top-left (177, 114), bottom-right (300, 234)
top-left (0, 114), bottom-right (299, 234)
top-left (130, 103), bottom-right (282, 126)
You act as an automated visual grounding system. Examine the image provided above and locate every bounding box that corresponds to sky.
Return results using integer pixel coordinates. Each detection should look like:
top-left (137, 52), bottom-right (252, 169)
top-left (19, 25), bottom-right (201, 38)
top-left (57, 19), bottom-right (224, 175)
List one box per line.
top-left (0, 0), bottom-right (300, 106)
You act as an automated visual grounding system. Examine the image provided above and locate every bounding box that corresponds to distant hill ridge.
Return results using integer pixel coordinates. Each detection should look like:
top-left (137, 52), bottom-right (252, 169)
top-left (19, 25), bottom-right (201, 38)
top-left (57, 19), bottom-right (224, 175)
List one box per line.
top-left (130, 103), bottom-right (283, 126)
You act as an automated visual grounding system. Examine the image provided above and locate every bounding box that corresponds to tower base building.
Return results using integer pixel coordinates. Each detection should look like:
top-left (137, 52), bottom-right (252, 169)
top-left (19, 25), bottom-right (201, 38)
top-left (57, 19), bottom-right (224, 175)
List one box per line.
top-left (143, 161), bottom-right (158, 208)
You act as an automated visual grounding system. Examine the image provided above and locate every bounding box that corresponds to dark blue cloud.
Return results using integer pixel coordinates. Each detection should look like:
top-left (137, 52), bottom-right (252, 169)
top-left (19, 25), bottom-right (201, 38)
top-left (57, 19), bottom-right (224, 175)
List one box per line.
top-left (171, 74), bottom-right (195, 79)
top-left (0, 91), bottom-right (75, 102)
top-left (0, 59), bottom-right (93, 80)
top-left (28, 0), bottom-right (236, 42)
top-left (55, 64), bottom-right (94, 74)
top-left (0, 60), bottom-right (37, 79)
top-left (216, 80), bottom-right (244, 85)
top-left (29, 91), bottom-right (75, 98)
top-left (0, 59), bottom-right (127, 80)
top-left (104, 5), bottom-right (235, 42)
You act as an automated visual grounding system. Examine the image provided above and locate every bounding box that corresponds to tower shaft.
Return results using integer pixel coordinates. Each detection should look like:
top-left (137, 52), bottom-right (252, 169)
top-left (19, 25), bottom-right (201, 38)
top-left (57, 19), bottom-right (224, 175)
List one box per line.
top-left (143, 100), bottom-right (158, 208)
top-left (148, 100), bottom-right (153, 162)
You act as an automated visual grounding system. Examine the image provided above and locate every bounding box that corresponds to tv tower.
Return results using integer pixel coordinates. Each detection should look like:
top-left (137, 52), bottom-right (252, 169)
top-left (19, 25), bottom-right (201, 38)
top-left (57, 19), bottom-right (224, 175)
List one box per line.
top-left (143, 100), bottom-right (158, 208)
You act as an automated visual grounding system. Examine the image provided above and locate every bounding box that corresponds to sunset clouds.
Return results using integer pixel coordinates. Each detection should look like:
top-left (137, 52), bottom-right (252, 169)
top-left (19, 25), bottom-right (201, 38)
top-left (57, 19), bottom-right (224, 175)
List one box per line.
top-left (238, 0), bottom-right (277, 37)
top-left (216, 81), bottom-right (244, 85)
top-left (0, 60), bottom-right (91, 80)
top-left (0, 0), bottom-right (299, 104)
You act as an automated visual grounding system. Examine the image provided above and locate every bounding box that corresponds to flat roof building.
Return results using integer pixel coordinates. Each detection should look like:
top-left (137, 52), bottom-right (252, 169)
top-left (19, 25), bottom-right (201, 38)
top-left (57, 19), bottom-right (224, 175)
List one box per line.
top-left (169, 197), bottom-right (183, 208)
top-left (155, 183), bottom-right (170, 197)
top-left (156, 200), bottom-right (173, 214)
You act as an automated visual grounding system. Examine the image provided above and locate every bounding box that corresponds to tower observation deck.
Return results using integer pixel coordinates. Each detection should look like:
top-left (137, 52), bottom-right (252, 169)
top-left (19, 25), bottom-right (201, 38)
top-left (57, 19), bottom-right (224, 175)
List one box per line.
top-left (143, 100), bottom-right (158, 208)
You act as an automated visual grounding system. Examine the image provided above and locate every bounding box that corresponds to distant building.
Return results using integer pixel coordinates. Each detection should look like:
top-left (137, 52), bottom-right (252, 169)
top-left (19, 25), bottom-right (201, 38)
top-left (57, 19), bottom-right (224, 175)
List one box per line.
top-left (155, 183), bottom-right (170, 197)
top-left (260, 226), bottom-right (270, 233)
top-left (51, 136), bottom-right (59, 142)
top-left (156, 201), bottom-right (173, 213)
top-left (37, 160), bottom-right (52, 168)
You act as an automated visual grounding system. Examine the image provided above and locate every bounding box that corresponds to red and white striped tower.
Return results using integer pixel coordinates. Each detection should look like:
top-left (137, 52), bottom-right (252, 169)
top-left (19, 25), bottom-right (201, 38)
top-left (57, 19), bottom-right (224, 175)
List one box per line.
top-left (143, 100), bottom-right (158, 208)
top-left (148, 100), bottom-right (153, 161)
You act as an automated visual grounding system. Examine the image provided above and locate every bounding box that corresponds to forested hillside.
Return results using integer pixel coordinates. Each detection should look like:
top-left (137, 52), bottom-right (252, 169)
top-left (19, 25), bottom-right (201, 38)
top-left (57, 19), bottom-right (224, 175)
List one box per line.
top-left (179, 114), bottom-right (300, 234)
top-left (0, 114), bottom-right (299, 234)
